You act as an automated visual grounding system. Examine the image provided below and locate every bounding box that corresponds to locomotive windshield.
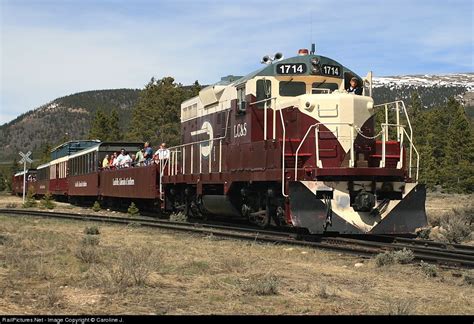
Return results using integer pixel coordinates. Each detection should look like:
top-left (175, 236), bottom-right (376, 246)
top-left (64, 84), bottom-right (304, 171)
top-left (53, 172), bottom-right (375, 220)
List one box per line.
top-left (279, 81), bottom-right (306, 97)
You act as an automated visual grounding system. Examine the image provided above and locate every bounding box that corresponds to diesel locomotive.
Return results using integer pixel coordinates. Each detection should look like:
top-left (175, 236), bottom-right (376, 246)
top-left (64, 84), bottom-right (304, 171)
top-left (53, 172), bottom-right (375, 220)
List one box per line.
top-left (13, 47), bottom-right (427, 235)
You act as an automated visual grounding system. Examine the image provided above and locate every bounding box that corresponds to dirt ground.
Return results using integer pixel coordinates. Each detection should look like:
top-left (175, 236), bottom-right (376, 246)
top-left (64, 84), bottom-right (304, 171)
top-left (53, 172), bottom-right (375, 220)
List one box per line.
top-left (0, 213), bottom-right (473, 315)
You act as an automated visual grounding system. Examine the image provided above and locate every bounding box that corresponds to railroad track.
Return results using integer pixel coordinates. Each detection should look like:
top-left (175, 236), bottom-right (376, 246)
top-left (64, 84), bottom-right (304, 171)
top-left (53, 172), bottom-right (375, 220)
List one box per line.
top-left (1, 208), bottom-right (473, 269)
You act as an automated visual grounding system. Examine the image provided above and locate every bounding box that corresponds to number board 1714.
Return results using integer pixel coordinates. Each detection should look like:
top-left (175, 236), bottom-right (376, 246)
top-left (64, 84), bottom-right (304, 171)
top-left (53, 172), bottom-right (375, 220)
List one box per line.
top-left (276, 63), bottom-right (307, 75)
top-left (321, 64), bottom-right (341, 77)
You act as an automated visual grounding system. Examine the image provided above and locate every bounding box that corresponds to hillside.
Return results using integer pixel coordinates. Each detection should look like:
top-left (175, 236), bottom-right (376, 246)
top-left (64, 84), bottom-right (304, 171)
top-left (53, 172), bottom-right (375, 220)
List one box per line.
top-left (0, 89), bottom-right (141, 162)
top-left (0, 73), bottom-right (472, 163)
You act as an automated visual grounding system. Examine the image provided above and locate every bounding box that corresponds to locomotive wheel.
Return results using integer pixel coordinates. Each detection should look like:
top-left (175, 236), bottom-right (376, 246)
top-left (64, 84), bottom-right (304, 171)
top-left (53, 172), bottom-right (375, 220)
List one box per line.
top-left (185, 197), bottom-right (207, 220)
top-left (254, 206), bottom-right (271, 229)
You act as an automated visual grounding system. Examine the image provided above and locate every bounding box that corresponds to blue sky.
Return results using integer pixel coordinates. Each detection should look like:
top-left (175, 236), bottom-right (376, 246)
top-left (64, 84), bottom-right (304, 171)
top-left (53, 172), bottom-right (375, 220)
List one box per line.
top-left (1, 0), bottom-right (473, 125)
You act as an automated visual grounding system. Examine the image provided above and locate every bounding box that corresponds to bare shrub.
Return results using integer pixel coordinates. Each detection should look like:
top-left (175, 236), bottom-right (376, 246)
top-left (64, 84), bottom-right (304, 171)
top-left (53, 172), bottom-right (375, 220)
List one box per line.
top-left (76, 245), bottom-right (101, 264)
top-left (441, 211), bottom-right (471, 244)
top-left (82, 235), bottom-right (100, 246)
top-left (430, 205), bottom-right (473, 243)
top-left (88, 246), bottom-right (162, 292)
top-left (84, 226), bottom-right (100, 235)
top-left (318, 284), bottom-right (330, 299)
top-left (76, 235), bottom-right (101, 264)
top-left (393, 248), bottom-right (415, 264)
top-left (375, 249), bottom-right (414, 266)
top-left (0, 234), bottom-right (11, 245)
top-left (463, 271), bottom-right (474, 285)
top-left (5, 203), bottom-right (17, 208)
top-left (387, 299), bottom-right (415, 315)
top-left (43, 284), bottom-right (62, 308)
top-left (375, 252), bottom-right (395, 267)
top-left (241, 274), bottom-right (279, 296)
top-left (420, 261), bottom-right (437, 278)
top-left (4, 247), bottom-right (55, 279)
top-left (219, 256), bottom-right (246, 273)
top-left (122, 246), bottom-right (161, 286)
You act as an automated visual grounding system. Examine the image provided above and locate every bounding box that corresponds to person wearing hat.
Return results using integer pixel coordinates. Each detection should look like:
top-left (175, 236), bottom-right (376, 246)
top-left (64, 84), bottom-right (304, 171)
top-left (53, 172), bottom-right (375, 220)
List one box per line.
top-left (347, 77), bottom-right (363, 95)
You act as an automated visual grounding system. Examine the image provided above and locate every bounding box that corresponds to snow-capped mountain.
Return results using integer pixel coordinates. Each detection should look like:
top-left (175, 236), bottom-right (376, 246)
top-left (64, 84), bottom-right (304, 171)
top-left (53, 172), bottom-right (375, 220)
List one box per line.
top-left (370, 73), bottom-right (473, 109)
top-left (373, 73), bottom-right (474, 91)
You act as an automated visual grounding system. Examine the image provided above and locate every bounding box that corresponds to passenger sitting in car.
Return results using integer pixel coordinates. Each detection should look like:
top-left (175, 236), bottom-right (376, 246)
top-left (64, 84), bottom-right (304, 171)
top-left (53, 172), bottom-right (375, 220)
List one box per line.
top-left (109, 152), bottom-right (116, 168)
top-left (114, 149), bottom-right (126, 168)
top-left (346, 77), bottom-right (363, 95)
top-left (121, 151), bottom-right (133, 168)
top-left (102, 154), bottom-right (110, 169)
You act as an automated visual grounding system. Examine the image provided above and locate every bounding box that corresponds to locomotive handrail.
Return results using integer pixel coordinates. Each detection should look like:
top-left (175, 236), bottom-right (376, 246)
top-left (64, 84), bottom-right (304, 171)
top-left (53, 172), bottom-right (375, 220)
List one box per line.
top-left (379, 123), bottom-right (405, 169)
top-left (248, 96), bottom-right (277, 141)
top-left (279, 108), bottom-right (288, 197)
top-left (402, 127), bottom-right (420, 181)
top-left (294, 122), bottom-right (356, 180)
top-left (165, 109), bottom-right (231, 177)
top-left (374, 101), bottom-right (414, 178)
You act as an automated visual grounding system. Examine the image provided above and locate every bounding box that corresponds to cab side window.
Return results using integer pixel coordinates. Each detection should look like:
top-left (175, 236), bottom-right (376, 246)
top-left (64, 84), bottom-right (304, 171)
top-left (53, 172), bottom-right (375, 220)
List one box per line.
top-left (237, 86), bottom-right (246, 113)
top-left (256, 80), bottom-right (272, 108)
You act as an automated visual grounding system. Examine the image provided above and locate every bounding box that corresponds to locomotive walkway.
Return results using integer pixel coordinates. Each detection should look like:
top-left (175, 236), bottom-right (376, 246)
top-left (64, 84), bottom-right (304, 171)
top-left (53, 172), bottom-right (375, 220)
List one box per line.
top-left (1, 208), bottom-right (473, 269)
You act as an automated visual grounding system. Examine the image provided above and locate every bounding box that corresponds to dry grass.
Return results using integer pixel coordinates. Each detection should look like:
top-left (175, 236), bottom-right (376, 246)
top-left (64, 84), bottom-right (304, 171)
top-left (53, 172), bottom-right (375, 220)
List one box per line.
top-left (425, 193), bottom-right (473, 244)
top-left (0, 214), bottom-right (473, 315)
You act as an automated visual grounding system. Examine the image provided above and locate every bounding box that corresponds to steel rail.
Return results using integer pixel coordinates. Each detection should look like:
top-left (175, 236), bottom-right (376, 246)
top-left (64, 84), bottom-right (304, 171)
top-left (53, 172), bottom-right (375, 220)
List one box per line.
top-left (1, 209), bottom-right (473, 268)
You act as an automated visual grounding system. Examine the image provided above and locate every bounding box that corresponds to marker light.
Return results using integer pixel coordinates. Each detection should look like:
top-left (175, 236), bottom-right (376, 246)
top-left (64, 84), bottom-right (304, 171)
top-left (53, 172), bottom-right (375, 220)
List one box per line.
top-left (298, 49), bottom-right (309, 56)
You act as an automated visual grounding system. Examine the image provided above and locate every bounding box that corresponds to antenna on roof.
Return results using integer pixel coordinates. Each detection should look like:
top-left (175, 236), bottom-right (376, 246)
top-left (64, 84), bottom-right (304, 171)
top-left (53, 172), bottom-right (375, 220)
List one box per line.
top-left (309, 10), bottom-right (315, 55)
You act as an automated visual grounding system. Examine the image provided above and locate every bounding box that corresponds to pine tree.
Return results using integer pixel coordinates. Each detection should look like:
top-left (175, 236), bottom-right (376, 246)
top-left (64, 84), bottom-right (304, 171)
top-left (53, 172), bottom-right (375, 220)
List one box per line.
top-left (10, 158), bottom-right (18, 175)
top-left (127, 76), bottom-right (195, 147)
top-left (190, 80), bottom-right (202, 97)
top-left (39, 142), bottom-right (52, 164)
top-left (0, 172), bottom-right (6, 192)
top-left (409, 91), bottom-right (425, 145)
top-left (23, 187), bottom-right (37, 208)
top-left (442, 98), bottom-right (474, 192)
top-left (108, 109), bottom-right (122, 141)
top-left (89, 109), bottom-right (110, 141)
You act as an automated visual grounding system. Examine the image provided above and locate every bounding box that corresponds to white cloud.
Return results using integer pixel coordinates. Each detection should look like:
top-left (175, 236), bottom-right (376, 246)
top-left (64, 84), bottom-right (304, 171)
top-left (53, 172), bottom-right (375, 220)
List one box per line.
top-left (1, 0), bottom-right (472, 124)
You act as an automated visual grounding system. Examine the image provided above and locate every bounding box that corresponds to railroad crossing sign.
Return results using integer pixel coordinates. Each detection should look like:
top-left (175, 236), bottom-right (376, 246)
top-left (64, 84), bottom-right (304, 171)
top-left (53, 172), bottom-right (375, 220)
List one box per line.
top-left (18, 151), bottom-right (32, 204)
top-left (19, 151), bottom-right (33, 164)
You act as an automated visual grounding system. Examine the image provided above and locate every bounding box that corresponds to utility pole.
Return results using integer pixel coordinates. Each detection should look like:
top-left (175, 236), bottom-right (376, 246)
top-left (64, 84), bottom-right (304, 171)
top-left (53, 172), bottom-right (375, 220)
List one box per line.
top-left (18, 151), bottom-right (32, 204)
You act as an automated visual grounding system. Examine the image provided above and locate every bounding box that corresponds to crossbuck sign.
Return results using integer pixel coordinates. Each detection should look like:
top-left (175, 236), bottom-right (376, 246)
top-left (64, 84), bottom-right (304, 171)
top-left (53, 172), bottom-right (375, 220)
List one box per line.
top-left (19, 151), bottom-right (32, 204)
